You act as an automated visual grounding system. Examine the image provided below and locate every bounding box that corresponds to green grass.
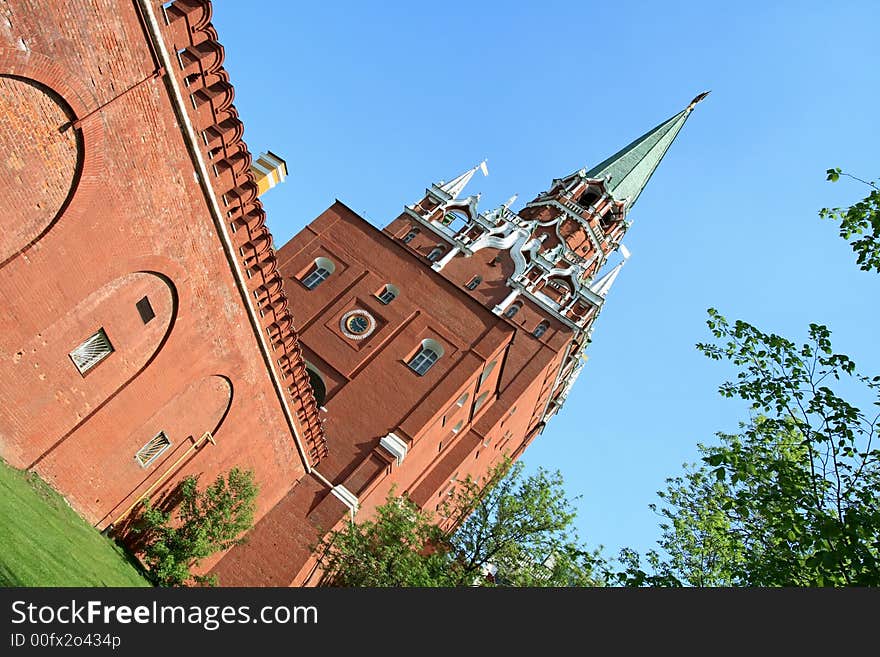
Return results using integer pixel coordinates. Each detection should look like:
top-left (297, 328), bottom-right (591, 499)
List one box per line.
top-left (0, 459), bottom-right (151, 587)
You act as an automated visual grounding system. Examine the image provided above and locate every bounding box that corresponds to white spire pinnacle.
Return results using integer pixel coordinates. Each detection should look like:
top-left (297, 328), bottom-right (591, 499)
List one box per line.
top-left (502, 193), bottom-right (518, 210)
top-left (589, 260), bottom-right (625, 298)
top-left (438, 160), bottom-right (488, 200)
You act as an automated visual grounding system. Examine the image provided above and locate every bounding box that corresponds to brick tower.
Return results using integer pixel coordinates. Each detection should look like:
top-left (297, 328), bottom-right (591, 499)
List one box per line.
top-left (211, 93), bottom-right (707, 585)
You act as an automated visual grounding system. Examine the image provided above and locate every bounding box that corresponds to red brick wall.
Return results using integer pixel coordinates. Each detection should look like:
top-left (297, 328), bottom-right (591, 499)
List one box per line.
top-left (0, 75), bottom-right (80, 264)
top-left (0, 1), bottom-right (309, 538)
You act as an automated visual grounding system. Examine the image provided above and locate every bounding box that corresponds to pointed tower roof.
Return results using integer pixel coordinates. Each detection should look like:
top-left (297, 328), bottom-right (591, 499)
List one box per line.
top-left (589, 260), bottom-right (625, 298)
top-left (583, 92), bottom-right (708, 210)
top-left (437, 160), bottom-right (488, 200)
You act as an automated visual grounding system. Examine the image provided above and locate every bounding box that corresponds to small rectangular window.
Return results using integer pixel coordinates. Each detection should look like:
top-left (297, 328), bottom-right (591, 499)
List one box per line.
top-left (136, 431), bottom-right (172, 467)
top-left (136, 296), bottom-right (155, 324)
top-left (69, 328), bottom-right (114, 375)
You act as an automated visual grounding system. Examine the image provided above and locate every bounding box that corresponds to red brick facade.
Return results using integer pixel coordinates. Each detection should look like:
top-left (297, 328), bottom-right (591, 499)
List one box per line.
top-left (0, 0), bottom-right (324, 572)
top-left (3, 1), bottom-right (696, 586)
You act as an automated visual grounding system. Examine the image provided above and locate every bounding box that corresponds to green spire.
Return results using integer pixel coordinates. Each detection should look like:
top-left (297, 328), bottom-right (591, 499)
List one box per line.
top-left (584, 92), bottom-right (708, 210)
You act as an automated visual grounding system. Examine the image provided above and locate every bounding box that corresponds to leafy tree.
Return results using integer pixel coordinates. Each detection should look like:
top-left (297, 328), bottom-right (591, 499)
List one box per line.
top-left (620, 315), bottom-right (880, 586)
top-left (446, 461), bottom-right (604, 586)
top-left (316, 460), bottom-right (606, 586)
top-left (821, 168), bottom-right (880, 273)
top-left (615, 170), bottom-right (880, 587)
top-left (314, 494), bottom-right (454, 587)
top-left (133, 468), bottom-right (258, 586)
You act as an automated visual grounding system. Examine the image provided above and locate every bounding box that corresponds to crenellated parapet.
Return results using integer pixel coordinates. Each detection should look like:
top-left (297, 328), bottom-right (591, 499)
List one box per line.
top-left (156, 0), bottom-right (328, 464)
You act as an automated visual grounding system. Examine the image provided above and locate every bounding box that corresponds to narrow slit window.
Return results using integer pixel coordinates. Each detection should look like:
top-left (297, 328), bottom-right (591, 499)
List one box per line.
top-left (136, 296), bottom-right (155, 324)
top-left (69, 328), bottom-right (114, 375)
top-left (479, 360), bottom-right (497, 387)
top-left (135, 431), bottom-right (172, 467)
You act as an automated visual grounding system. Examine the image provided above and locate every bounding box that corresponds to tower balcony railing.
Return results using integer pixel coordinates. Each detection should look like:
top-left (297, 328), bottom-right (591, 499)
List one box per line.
top-left (560, 197), bottom-right (596, 220)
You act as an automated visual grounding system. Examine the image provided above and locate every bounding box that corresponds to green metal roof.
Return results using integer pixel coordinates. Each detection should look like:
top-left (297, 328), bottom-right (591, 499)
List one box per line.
top-left (584, 94), bottom-right (707, 210)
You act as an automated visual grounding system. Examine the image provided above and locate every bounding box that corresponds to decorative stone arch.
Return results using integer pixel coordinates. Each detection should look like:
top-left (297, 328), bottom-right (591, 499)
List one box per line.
top-left (545, 274), bottom-right (575, 297)
top-left (575, 184), bottom-right (603, 210)
top-left (7, 268), bottom-right (181, 471)
top-left (441, 196), bottom-right (478, 231)
top-left (94, 374), bottom-right (235, 531)
top-left (0, 49), bottom-right (106, 269)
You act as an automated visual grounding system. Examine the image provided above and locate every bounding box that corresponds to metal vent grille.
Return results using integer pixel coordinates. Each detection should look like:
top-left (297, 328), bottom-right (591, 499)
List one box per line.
top-left (69, 328), bottom-right (114, 375)
top-left (135, 431), bottom-right (171, 468)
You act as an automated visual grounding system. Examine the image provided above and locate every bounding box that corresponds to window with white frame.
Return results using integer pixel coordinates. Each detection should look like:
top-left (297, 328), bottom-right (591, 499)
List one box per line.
top-left (69, 328), bottom-right (114, 375)
top-left (301, 257), bottom-right (336, 290)
top-left (376, 283), bottom-right (399, 305)
top-left (408, 338), bottom-right (444, 376)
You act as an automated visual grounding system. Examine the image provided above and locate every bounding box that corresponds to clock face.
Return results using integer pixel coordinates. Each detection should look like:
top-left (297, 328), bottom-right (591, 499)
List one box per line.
top-left (340, 309), bottom-right (376, 340)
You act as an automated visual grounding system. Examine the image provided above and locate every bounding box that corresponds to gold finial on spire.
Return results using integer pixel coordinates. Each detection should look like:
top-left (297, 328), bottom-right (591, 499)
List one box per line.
top-left (687, 91), bottom-right (711, 111)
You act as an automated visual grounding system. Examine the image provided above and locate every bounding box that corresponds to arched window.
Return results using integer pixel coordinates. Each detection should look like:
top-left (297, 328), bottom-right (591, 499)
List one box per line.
top-left (301, 257), bottom-right (335, 290)
top-left (533, 321), bottom-right (549, 338)
top-left (474, 391), bottom-right (490, 412)
top-left (456, 392), bottom-right (469, 407)
top-left (465, 275), bottom-right (482, 291)
top-left (578, 190), bottom-right (600, 209)
top-left (600, 210), bottom-right (616, 231)
top-left (408, 338), bottom-right (444, 376)
top-left (503, 304), bottom-right (521, 319)
top-left (451, 420), bottom-right (464, 435)
top-left (427, 246), bottom-right (445, 262)
top-left (305, 365), bottom-right (327, 407)
top-left (376, 283), bottom-right (399, 305)
top-left (442, 211), bottom-right (468, 232)
top-left (402, 227), bottom-right (419, 244)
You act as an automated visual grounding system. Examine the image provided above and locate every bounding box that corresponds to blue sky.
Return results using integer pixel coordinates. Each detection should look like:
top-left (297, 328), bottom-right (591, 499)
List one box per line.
top-left (212, 1), bottom-right (880, 559)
